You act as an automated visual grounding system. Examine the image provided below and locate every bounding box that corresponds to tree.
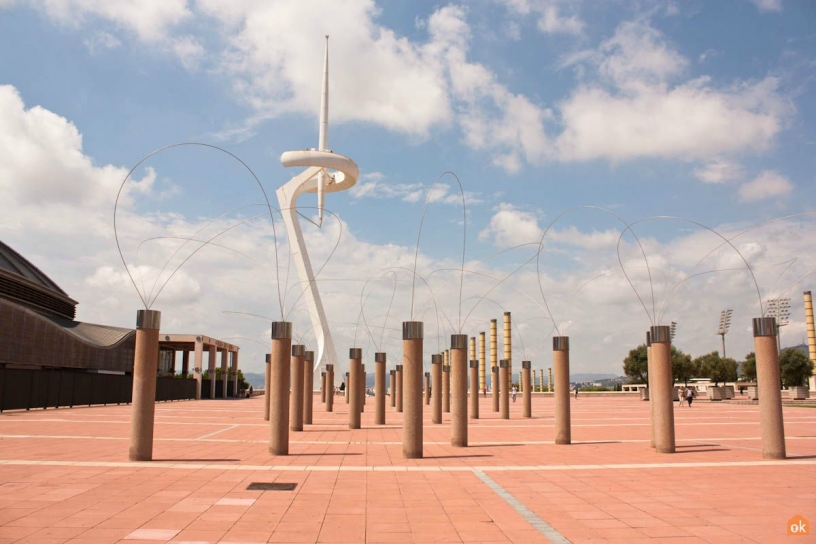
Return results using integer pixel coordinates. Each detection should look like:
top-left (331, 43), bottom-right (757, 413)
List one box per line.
top-left (672, 347), bottom-right (695, 385)
top-left (779, 348), bottom-right (814, 388)
top-left (740, 352), bottom-right (756, 382)
top-left (694, 351), bottom-right (738, 386)
top-left (623, 344), bottom-right (648, 383)
top-left (201, 367), bottom-right (249, 390)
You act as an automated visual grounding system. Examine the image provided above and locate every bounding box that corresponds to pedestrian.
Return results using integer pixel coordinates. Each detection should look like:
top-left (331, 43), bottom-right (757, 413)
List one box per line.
top-left (686, 386), bottom-right (694, 407)
top-left (511, 385), bottom-right (517, 403)
top-left (678, 387), bottom-right (685, 407)
top-left (247, 385), bottom-right (253, 398)
top-left (483, 386), bottom-right (487, 398)
top-left (574, 386), bottom-right (579, 399)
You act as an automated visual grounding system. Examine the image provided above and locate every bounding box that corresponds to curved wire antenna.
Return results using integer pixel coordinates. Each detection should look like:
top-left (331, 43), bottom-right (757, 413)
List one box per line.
top-left (113, 142), bottom-right (281, 314)
top-left (221, 336), bottom-right (268, 348)
top-left (409, 171), bottom-right (467, 331)
top-left (137, 235), bottom-right (268, 274)
top-left (537, 206), bottom-right (647, 335)
top-left (766, 258), bottom-right (798, 300)
top-left (357, 271), bottom-right (403, 352)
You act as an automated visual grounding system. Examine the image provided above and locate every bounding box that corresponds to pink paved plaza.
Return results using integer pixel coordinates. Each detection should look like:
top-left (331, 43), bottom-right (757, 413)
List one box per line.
top-left (0, 394), bottom-right (814, 543)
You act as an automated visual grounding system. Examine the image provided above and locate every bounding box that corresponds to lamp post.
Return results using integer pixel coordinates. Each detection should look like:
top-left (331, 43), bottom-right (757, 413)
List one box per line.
top-left (716, 309), bottom-right (733, 358)
top-left (670, 321), bottom-right (677, 341)
top-left (766, 298), bottom-right (791, 354)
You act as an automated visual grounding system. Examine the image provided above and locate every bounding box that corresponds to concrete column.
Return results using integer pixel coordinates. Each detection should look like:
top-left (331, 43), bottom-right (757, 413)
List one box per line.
top-left (360, 364), bottom-right (366, 413)
top-left (232, 350), bottom-right (239, 397)
top-left (442, 349), bottom-right (451, 413)
top-left (646, 331), bottom-right (655, 449)
top-left (402, 321), bottom-right (424, 459)
top-left (129, 309), bottom-right (160, 461)
top-left (321, 371), bottom-right (326, 403)
top-left (754, 317), bottom-right (786, 459)
top-left (503, 312), bottom-right (512, 384)
top-left (220, 348), bottom-right (229, 399)
top-left (650, 326), bottom-right (675, 454)
top-left (290, 344), bottom-right (305, 432)
top-left (349, 348), bottom-right (362, 430)
top-left (522, 361), bottom-right (531, 418)
top-left (325, 364), bottom-right (334, 413)
top-left (539, 369), bottom-right (544, 392)
top-left (396, 364), bottom-right (404, 413)
top-left (193, 338), bottom-right (203, 400)
top-left (532, 367), bottom-right (538, 392)
top-left (432, 354), bottom-right (443, 424)
top-left (479, 331), bottom-right (486, 392)
top-left (554, 337), bottom-right (571, 445)
top-left (469, 360), bottom-right (479, 419)
top-left (469, 337), bottom-right (476, 365)
top-left (451, 334), bottom-right (468, 447)
top-left (499, 359), bottom-right (510, 419)
top-left (390, 370), bottom-right (396, 408)
top-left (208, 345), bottom-right (216, 399)
top-left (264, 354), bottom-right (271, 421)
top-left (424, 372), bottom-right (431, 405)
top-left (804, 291), bottom-right (816, 390)
top-left (303, 351), bottom-right (314, 425)
top-left (375, 352), bottom-right (386, 425)
top-left (491, 365), bottom-right (499, 412)
top-left (182, 350), bottom-right (189, 377)
top-left (268, 322), bottom-right (292, 455)
top-left (345, 372), bottom-right (350, 404)
top-left (548, 367), bottom-right (553, 392)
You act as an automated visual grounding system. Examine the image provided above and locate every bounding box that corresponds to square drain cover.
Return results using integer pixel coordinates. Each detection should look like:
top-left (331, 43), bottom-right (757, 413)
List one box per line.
top-left (247, 482), bottom-right (297, 491)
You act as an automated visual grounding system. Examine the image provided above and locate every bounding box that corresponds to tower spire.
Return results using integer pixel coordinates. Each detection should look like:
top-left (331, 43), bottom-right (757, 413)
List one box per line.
top-left (317, 35), bottom-right (329, 226)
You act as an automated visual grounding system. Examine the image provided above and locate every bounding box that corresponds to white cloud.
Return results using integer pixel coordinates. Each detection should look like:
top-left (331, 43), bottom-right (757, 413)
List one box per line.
top-left (694, 159), bottom-right (744, 184)
top-left (351, 177), bottom-right (483, 206)
top-left (738, 170), bottom-right (794, 202)
top-left (83, 31), bottom-right (121, 54)
top-left (478, 203), bottom-right (543, 247)
top-left (496, 0), bottom-right (585, 36)
top-left (751, 0), bottom-right (783, 13)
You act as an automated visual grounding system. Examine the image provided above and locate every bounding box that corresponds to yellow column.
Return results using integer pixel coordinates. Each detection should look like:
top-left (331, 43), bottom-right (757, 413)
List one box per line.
top-left (804, 291), bottom-right (816, 390)
top-left (503, 312), bottom-right (512, 384)
top-left (479, 331), bottom-right (486, 392)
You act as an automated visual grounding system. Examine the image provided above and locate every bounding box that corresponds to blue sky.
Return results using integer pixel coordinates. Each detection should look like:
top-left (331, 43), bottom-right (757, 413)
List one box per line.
top-left (1, 0), bottom-right (816, 377)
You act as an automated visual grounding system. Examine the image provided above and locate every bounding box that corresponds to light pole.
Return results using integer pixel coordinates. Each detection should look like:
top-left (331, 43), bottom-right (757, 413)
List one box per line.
top-left (670, 322), bottom-right (677, 341)
top-left (766, 298), bottom-right (791, 354)
top-left (716, 309), bottom-right (733, 358)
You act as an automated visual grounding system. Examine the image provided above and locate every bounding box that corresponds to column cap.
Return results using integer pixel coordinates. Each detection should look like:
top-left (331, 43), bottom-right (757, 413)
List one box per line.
top-left (491, 318), bottom-right (497, 323)
top-left (375, 352), bottom-right (386, 363)
top-left (305, 351), bottom-right (314, 362)
top-left (492, 366), bottom-right (499, 373)
top-left (443, 366), bottom-right (450, 373)
top-left (390, 369), bottom-right (395, 375)
top-left (646, 330), bottom-right (652, 347)
top-left (136, 309), bottom-right (161, 330)
top-left (350, 348), bottom-right (362, 359)
top-left (270, 322), bottom-right (292, 339)
top-left (396, 364), bottom-right (403, 371)
top-left (753, 317), bottom-right (777, 337)
top-left (265, 354), bottom-right (271, 364)
top-left (292, 344), bottom-right (305, 357)
top-left (403, 321), bottom-right (423, 339)
top-left (650, 325), bottom-right (671, 343)
top-left (431, 354), bottom-right (442, 364)
top-left (499, 359), bottom-right (509, 368)
top-left (504, 311), bottom-right (511, 316)
top-left (469, 360), bottom-right (478, 368)
top-left (325, 364), bottom-right (333, 371)
top-left (424, 372), bottom-right (430, 377)
top-left (321, 371), bottom-right (326, 376)
top-left (553, 336), bottom-right (569, 351)
top-left (450, 334), bottom-right (468, 349)
top-left (522, 361), bottom-right (531, 369)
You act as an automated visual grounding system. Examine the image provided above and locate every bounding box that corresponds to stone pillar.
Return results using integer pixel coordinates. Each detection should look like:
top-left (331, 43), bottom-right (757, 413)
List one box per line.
top-left (646, 331), bottom-right (655, 449)
top-left (390, 370), bottom-right (396, 408)
top-left (469, 337), bottom-right (476, 365)
top-left (554, 337), bottom-right (571, 445)
top-left (349, 348), bottom-right (362, 430)
top-left (208, 344), bottom-right (217, 399)
top-left (303, 351), bottom-right (314, 425)
top-left (650, 326), bottom-right (675, 454)
top-left (492, 365), bottom-right (499, 412)
top-left (290, 344), bottom-right (305, 432)
top-left (325, 364), bottom-right (334, 413)
top-left (754, 317), bottom-right (786, 459)
top-left (451, 334), bottom-right (468, 447)
top-left (804, 291), bottom-right (816, 390)
top-left (522, 361), bottom-right (531, 418)
top-left (375, 353), bottom-right (386, 425)
top-left (268, 322), bottom-right (292, 455)
top-left (499, 360), bottom-right (510, 419)
top-left (403, 321), bottom-right (423, 459)
top-left (490, 319), bottom-right (497, 407)
top-left (129, 309), bottom-right (160, 461)
top-left (424, 372), bottom-right (431, 405)
top-left (396, 364), bottom-right (404, 413)
top-left (232, 350), bottom-right (239, 398)
top-left (182, 350), bottom-right (189, 377)
top-left (432, 354), bottom-right (443, 424)
top-left (503, 312), bottom-right (512, 385)
top-left (321, 371), bottom-right (326, 403)
top-left (479, 331), bottom-right (486, 392)
top-left (539, 369), bottom-right (544, 392)
top-left (469, 359), bottom-right (479, 419)
top-left (264, 354), bottom-right (271, 421)
top-left (360, 364), bottom-right (366, 413)
top-left (193, 337), bottom-right (203, 400)
top-left (345, 372), bottom-right (350, 404)
top-left (442, 349), bottom-right (451, 413)
top-left (220, 348), bottom-right (228, 399)
top-left (548, 367), bottom-right (553, 392)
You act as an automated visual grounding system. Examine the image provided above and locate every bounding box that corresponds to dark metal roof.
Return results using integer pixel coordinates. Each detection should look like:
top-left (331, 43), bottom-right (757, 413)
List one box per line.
top-left (0, 240), bottom-right (68, 296)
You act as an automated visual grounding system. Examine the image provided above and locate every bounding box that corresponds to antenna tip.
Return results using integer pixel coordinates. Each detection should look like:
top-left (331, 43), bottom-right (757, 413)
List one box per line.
top-left (325, 35), bottom-right (329, 40)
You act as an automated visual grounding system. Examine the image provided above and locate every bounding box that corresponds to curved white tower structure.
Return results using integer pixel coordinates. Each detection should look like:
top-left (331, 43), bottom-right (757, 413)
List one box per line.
top-left (277, 36), bottom-right (358, 380)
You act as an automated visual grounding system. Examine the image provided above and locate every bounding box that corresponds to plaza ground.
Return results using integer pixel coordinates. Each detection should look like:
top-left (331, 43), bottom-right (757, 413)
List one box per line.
top-left (0, 393), bottom-right (814, 543)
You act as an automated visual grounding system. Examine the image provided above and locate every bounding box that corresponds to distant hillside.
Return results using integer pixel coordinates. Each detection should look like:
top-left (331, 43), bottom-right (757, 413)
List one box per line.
top-left (243, 372), bottom-right (265, 388)
top-left (571, 373), bottom-right (618, 382)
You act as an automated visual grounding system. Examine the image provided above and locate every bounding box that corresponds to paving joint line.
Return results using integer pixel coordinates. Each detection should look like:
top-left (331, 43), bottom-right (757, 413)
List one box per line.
top-left (196, 424), bottom-right (239, 440)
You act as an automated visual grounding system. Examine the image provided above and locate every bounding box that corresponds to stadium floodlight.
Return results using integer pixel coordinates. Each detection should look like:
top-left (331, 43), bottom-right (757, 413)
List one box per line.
top-left (716, 309), bottom-right (733, 358)
top-left (670, 321), bottom-right (677, 341)
top-left (766, 297), bottom-right (791, 353)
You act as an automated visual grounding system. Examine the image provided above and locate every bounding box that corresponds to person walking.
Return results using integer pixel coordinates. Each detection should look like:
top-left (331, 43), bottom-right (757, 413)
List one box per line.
top-left (686, 386), bottom-right (694, 407)
top-left (483, 386), bottom-right (487, 398)
top-left (511, 385), bottom-right (517, 403)
top-left (574, 386), bottom-right (579, 399)
top-left (678, 387), bottom-right (685, 407)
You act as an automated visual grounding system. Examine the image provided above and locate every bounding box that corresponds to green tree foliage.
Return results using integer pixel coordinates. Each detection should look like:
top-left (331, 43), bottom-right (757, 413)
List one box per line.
top-left (740, 352), bottom-right (756, 382)
top-left (623, 344), bottom-right (648, 383)
top-left (671, 347), bottom-right (695, 385)
top-left (201, 367), bottom-right (249, 390)
top-left (694, 351), bottom-right (738, 386)
top-left (779, 348), bottom-right (814, 387)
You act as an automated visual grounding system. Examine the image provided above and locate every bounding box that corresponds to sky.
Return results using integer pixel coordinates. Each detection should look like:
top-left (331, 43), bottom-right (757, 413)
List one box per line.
top-left (1, 0), bottom-right (816, 379)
